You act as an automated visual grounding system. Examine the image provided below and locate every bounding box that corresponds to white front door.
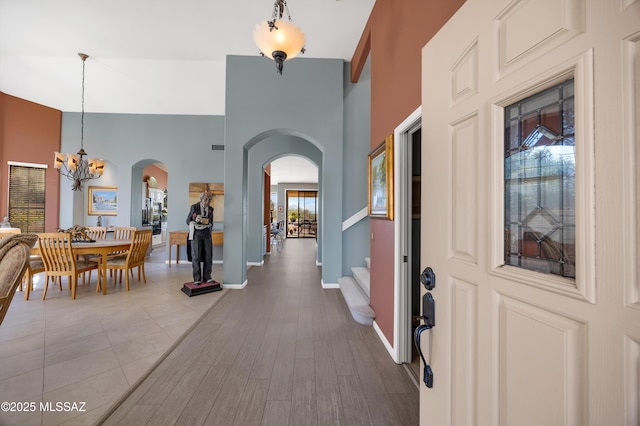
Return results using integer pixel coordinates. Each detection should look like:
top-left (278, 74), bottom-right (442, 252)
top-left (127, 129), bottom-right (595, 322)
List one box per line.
top-left (420, 0), bottom-right (640, 424)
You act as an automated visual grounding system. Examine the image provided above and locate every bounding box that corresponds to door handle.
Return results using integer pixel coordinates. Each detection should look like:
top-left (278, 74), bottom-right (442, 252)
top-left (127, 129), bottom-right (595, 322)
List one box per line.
top-left (414, 291), bottom-right (435, 388)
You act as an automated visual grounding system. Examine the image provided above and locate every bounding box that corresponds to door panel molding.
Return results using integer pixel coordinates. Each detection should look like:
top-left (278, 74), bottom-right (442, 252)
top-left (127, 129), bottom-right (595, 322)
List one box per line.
top-left (451, 278), bottom-right (478, 424)
top-left (451, 113), bottom-right (480, 264)
top-left (498, 294), bottom-right (587, 425)
top-left (495, 0), bottom-right (585, 78)
top-left (623, 33), bottom-right (640, 309)
top-left (624, 335), bottom-right (640, 423)
top-left (489, 49), bottom-right (596, 303)
top-left (450, 38), bottom-right (479, 106)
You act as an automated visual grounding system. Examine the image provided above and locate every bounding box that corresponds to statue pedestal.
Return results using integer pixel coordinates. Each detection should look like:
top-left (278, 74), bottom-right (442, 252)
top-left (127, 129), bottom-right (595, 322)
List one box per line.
top-left (181, 281), bottom-right (222, 297)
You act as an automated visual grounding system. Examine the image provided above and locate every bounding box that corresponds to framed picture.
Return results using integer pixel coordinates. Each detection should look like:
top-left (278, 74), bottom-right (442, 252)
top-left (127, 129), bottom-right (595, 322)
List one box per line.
top-left (88, 186), bottom-right (118, 216)
top-left (368, 134), bottom-right (394, 220)
top-left (189, 182), bottom-right (224, 222)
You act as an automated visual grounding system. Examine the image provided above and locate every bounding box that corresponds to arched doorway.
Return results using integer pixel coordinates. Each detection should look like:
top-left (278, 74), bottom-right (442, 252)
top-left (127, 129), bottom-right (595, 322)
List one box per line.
top-left (130, 159), bottom-right (168, 242)
top-left (224, 129), bottom-right (339, 288)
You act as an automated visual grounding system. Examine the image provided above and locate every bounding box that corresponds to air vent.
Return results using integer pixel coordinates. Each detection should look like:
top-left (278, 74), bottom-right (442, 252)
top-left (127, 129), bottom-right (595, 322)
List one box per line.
top-left (211, 145), bottom-right (224, 151)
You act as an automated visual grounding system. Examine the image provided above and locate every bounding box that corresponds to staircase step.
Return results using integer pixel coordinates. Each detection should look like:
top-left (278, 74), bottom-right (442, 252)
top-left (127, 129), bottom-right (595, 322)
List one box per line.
top-left (338, 277), bottom-right (375, 326)
top-left (351, 266), bottom-right (370, 298)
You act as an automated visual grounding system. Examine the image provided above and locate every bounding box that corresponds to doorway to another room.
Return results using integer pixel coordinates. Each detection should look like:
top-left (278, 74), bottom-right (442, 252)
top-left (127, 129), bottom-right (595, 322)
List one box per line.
top-left (407, 128), bottom-right (421, 381)
top-left (285, 190), bottom-right (318, 239)
top-left (392, 106), bottom-right (422, 384)
top-left (265, 155), bottom-right (319, 258)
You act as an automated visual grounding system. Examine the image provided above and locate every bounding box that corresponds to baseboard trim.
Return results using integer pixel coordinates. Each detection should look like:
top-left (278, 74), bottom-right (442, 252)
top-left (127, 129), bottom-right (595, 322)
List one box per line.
top-left (322, 280), bottom-right (339, 289)
top-left (222, 280), bottom-right (247, 289)
top-left (373, 320), bottom-right (400, 364)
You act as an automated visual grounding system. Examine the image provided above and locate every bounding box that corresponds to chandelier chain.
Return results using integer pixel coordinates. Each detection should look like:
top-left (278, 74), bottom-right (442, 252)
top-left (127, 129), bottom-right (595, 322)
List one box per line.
top-left (271, 0), bottom-right (293, 22)
top-left (80, 55), bottom-right (86, 151)
top-left (283, 1), bottom-right (292, 21)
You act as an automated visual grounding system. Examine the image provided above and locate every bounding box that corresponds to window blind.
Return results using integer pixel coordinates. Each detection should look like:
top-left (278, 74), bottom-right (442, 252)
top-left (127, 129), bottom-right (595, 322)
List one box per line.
top-left (8, 164), bottom-right (46, 232)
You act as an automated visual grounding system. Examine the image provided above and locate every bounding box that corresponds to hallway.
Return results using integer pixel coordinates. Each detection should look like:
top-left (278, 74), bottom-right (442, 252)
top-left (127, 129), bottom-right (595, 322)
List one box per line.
top-left (100, 238), bottom-right (419, 425)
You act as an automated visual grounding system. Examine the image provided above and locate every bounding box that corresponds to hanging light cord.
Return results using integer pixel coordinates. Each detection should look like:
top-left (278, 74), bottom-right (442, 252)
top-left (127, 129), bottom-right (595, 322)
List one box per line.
top-left (80, 53), bottom-right (87, 152)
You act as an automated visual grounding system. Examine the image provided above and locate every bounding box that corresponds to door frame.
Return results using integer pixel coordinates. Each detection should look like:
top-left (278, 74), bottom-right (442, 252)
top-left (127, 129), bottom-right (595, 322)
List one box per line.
top-left (285, 189), bottom-right (319, 239)
top-left (392, 105), bottom-right (422, 364)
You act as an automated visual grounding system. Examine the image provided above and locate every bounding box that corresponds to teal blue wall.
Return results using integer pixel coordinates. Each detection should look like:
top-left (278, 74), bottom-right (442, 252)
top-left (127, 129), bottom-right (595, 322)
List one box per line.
top-left (342, 57), bottom-right (371, 274)
top-left (224, 55), bottom-right (344, 286)
top-left (59, 54), bottom-right (372, 287)
top-left (59, 113), bottom-right (225, 256)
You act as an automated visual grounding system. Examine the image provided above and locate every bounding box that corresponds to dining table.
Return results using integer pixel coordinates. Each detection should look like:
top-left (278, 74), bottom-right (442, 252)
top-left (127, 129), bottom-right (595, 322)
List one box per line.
top-left (30, 238), bottom-right (132, 298)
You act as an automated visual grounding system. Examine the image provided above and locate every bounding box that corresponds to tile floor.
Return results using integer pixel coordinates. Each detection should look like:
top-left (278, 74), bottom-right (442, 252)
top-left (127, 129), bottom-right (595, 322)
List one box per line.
top-left (0, 245), bottom-right (226, 426)
top-left (100, 238), bottom-right (419, 426)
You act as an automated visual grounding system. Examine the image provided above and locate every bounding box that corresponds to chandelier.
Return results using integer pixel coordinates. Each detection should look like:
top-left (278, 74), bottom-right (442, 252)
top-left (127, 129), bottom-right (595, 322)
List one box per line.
top-left (253, 0), bottom-right (306, 75)
top-left (54, 53), bottom-right (104, 191)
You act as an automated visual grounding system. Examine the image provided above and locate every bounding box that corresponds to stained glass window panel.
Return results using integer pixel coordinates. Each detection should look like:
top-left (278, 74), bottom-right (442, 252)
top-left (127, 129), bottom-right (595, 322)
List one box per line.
top-left (504, 79), bottom-right (575, 278)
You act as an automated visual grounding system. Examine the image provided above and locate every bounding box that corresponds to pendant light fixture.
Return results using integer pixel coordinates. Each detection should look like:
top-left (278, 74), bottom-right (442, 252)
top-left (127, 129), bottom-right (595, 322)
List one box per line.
top-left (253, 0), bottom-right (306, 75)
top-left (54, 53), bottom-right (105, 191)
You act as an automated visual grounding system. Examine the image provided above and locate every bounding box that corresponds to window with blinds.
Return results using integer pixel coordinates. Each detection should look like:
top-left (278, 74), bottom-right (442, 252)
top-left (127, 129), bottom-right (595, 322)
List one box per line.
top-left (8, 163), bottom-right (46, 232)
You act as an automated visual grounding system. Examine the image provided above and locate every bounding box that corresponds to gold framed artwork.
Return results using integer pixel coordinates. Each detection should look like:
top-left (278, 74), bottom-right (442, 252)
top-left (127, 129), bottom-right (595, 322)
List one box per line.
top-left (368, 134), bottom-right (394, 220)
top-left (88, 186), bottom-right (118, 216)
top-left (189, 182), bottom-right (224, 221)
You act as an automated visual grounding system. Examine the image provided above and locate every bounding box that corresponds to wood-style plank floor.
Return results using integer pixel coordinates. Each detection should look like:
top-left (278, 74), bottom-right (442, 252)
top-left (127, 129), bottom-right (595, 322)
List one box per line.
top-left (98, 238), bottom-right (419, 425)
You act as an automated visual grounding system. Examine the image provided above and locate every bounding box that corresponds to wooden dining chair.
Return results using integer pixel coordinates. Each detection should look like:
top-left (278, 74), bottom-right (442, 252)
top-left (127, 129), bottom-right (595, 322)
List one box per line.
top-left (113, 226), bottom-right (136, 240)
top-left (23, 254), bottom-right (46, 300)
top-left (37, 233), bottom-right (100, 300)
top-left (105, 229), bottom-right (152, 291)
top-left (85, 226), bottom-right (107, 240)
top-left (107, 226), bottom-right (137, 279)
top-left (79, 226), bottom-right (108, 267)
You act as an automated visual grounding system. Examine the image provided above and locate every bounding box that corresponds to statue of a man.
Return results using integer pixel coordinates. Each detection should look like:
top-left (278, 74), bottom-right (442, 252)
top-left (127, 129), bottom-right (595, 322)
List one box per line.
top-left (186, 192), bottom-right (214, 285)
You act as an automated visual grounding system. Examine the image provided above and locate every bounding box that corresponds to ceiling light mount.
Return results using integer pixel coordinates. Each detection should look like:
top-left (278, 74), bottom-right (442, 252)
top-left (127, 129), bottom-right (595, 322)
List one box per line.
top-left (253, 0), bottom-right (306, 75)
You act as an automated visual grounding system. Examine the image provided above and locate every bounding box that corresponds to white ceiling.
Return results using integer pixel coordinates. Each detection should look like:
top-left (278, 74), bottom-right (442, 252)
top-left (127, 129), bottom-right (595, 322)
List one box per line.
top-left (0, 0), bottom-right (375, 116)
top-left (270, 156), bottom-right (318, 185)
top-left (0, 1), bottom-right (374, 184)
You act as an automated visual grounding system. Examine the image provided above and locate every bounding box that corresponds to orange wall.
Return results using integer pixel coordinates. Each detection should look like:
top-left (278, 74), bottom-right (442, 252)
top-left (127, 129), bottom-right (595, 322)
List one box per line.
top-left (352, 0), bottom-right (466, 345)
top-left (264, 169), bottom-right (271, 253)
top-left (0, 93), bottom-right (61, 231)
top-left (142, 164), bottom-right (168, 190)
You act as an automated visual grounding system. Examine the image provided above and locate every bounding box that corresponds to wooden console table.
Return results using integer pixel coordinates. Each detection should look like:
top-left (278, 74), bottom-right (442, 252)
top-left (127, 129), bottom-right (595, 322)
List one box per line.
top-left (169, 231), bottom-right (223, 266)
